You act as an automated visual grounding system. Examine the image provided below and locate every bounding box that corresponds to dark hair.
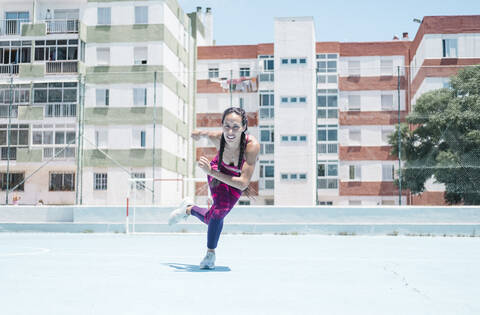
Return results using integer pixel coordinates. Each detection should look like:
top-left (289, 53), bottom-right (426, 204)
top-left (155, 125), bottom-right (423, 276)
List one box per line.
top-left (219, 107), bottom-right (248, 167)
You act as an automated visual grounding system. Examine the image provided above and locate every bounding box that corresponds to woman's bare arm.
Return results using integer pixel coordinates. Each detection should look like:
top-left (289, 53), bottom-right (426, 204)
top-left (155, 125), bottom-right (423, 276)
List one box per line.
top-left (198, 136), bottom-right (260, 190)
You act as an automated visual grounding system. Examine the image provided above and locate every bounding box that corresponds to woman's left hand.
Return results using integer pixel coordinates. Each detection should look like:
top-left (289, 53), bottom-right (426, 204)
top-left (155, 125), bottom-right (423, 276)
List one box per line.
top-left (198, 156), bottom-right (212, 174)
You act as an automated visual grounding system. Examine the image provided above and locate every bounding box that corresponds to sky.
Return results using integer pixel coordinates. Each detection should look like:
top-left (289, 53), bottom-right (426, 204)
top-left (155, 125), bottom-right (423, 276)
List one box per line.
top-left (177, 0), bottom-right (480, 45)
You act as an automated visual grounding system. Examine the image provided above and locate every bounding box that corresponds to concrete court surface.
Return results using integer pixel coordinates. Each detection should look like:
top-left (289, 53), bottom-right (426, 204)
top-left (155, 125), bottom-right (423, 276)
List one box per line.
top-left (0, 233), bottom-right (479, 315)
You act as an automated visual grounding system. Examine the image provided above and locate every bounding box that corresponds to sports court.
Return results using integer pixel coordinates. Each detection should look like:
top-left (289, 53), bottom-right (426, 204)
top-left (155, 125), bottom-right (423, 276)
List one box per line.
top-left (1, 232), bottom-right (479, 315)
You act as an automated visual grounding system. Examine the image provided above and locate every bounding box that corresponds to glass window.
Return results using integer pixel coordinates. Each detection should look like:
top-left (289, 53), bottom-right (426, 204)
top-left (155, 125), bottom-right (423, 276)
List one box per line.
top-left (97, 7), bottom-right (111, 25)
top-left (442, 39), bottom-right (458, 58)
top-left (327, 164), bottom-right (338, 176)
top-left (281, 59), bottom-right (288, 64)
top-left (133, 88), bottom-right (147, 106)
top-left (135, 6), bottom-right (148, 24)
top-left (55, 131), bottom-right (65, 144)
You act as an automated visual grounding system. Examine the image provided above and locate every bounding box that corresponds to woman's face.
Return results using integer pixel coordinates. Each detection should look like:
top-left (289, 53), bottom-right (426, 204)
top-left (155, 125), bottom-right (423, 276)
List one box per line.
top-left (222, 113), bottom-right (245, 145)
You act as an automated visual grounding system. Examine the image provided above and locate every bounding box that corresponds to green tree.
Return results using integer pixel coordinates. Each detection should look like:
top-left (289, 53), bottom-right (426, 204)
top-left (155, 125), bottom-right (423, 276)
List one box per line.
top-left (389, 65), bottom-right (480, 205)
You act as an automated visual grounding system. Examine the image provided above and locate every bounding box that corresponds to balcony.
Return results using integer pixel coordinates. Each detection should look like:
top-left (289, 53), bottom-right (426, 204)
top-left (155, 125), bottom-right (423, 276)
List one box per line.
top-left (0, 19), bottom-right (29, 36)
top-left (259, 72), bottom-right (274, 82)
top-left (318, 143), bottom-right (338, 154)
top-left (259, 178), bottom-right (274, 190)
top-left (0, 64), bottom-right (19, 77)
top-left (46, 61), bottom-right (77, 74)
top-left (45, 19), bottom-right (79, 34)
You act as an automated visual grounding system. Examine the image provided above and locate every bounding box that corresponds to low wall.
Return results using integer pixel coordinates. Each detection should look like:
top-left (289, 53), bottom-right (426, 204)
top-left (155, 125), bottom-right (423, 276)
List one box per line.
top-left (1, 205), bottom-right (479, 235)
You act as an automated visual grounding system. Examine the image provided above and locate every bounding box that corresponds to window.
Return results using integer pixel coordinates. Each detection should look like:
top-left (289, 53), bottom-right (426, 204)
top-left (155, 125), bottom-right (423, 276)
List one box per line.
top-left (208, 68), bottom-right (219, 78)
top-left (32, 124), bottom-right (76, 160)
top-left (380, 59), bottom-right (393, 76)
top-left (49, 173), bottom-right (75, 191)
top-left (349, 129), bottom-right (361, 146)
top-left (259, 160), bottom-right (274, 189)
top-left (95, 129), bottom-right (108, 148)
top-left (96, 89), bottom-right (109, 106)
top-left (96, 47), bottom-right (110, 65)
top-left (382, 129), bottom-right (393, 143)
top-left (382, 165), bottom-right (394, 181)
top-left (281, 59), bottom-right (288, 64)
top-left (239, 67), bottom-right (250, 77)
top-left (133, 88), bottom-right (147, 106)
top-left (132, 172), bottom-right (145, 190)
top-left (94, 173), bottom-right (108, 190)
top-left (135, 6), bottom-right (148, 24)
top-left (134, 47), bottom-right (147, 65)
top-left (4, 11), bottom-right (29, 35)
top-left (238, 200), bottom-right (250, 205)
top-left (0, 84), bottom-right (31, 118)
top-left (317, 89), bottom-right (338, 119)
top-left (348, 60), bottom-right (360, 76)
top-left (381, 94), bottom-right (394, 111)
top-left (348, 95), bottom-right (361, 111)
top-left (97, 7), bottom-right (111, 25)
top-left (132, 129), bottom-right (146, 148)
top-left (0, 124), bottom-right (29, 160)
top-left (280, 173), bottom-right (307, 182)
top-left (239, 97), bottom-right (244, 109)
top-left (259, 91), bottom-right (274, 119)
top-left (290, 58), bottom-right (297, 64)
top-left (0, 172), bottom-right (24, 191)
top-left (259, 125), bottom-right (274, 154)
top-left (317, 54), bottom-right (337, 73)
top-left (281, 135), bottom-right (307, 144)
top-left (349, 165), bottom-right (361, 181)
top-left (263, 58), bottom-right (274, 71)
top-left (442, 39), bottom-right (458, 58)
top-left (349, 200), bottom-right (362, 205)
top-left (317, 124), bottom-right (338, 154)
top-left (299, 58), bottom-right (306, 64)
top-left (0, 40), bottom-right (31, 65)
top-left (34, 39), bottom-right (77, 62)
top-left (280, 96), bottom-right (306, 105)
top-left (317, 160), bottom-right (338, 189)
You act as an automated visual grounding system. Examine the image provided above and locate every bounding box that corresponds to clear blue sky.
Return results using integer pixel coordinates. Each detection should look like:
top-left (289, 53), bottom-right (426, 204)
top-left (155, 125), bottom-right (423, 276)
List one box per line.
top-left (178, 0), bottom-right (480, 45)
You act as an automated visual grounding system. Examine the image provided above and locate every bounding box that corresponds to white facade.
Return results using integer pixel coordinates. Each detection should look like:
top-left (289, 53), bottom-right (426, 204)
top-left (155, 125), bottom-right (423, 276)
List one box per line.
top-left (274, 17), bottom-right (316, 205)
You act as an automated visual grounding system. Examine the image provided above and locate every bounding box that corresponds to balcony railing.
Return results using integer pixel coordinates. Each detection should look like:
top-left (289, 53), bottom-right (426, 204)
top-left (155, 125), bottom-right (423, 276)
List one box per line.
top-left (0, 19), bottom-right (29, 36)
top-left (46, 61), bottom-right (77, 74)
top-left (260, 143), bottom-right (274, 154)
top-left (45, 19), bottom-right (79, 34)
top-left (259, 178), bottom-right (274, 190)
top-left (259, 72), bottom-right (274, 82)
top-left (0, 64), bottom-right (19, 76)
top-left (318, 143), bottom-right (338, 154)
top-left (317, 178), bottom-right (338, 189)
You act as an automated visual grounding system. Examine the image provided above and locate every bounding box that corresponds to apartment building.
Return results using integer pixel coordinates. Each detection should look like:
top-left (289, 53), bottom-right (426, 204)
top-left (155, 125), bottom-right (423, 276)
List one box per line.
top-left (195, 15), bottom-right (480, 206)
top-left (0, 0), bottom-right (211, 205)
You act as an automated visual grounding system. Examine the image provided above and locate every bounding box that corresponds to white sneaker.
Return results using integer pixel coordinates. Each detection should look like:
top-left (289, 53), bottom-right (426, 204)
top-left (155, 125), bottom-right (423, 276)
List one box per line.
top-left (168, 198), bottom-right (192, 225)
top-left (199, 251), bottom-right (216, 269)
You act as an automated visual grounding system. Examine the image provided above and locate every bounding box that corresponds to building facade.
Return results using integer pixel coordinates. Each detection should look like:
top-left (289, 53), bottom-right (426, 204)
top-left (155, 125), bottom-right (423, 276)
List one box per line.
top-left (0, 0), bottom-right (211, 205)
top-left (194, 15), bottom-right (480, 206)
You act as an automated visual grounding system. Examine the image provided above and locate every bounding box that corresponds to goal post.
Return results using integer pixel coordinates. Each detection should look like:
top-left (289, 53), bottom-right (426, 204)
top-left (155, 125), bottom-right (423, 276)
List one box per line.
top-left (126, 177), bottom-right (207, 234)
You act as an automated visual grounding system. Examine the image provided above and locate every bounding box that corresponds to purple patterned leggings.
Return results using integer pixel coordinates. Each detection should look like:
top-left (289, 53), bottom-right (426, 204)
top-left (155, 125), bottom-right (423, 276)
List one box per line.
top-left (190, 206), bottom-right (229, 249)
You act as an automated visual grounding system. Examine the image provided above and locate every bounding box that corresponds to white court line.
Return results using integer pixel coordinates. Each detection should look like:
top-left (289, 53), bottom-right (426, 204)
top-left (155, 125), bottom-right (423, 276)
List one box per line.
top-left (0, 247), bottom-right (51, 257)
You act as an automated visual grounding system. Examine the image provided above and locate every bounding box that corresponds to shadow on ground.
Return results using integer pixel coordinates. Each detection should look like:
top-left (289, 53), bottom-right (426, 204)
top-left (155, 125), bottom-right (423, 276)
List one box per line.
top-left (163, 263), bottom-right (231, 272)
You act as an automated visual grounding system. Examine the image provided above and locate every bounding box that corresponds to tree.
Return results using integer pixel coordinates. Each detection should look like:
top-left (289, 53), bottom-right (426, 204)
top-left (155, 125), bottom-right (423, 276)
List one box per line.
top-left (389, 65), bottom-right (480, 205)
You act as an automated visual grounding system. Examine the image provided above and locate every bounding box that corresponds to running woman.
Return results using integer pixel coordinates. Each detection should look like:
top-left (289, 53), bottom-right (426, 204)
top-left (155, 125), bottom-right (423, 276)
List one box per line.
top-left (168, 107), bottom-right (260, 269)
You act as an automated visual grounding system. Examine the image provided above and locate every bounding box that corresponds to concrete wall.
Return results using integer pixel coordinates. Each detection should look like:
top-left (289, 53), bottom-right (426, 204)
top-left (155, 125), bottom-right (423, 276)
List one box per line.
top-left (1, 205), bottom-right (479, 235)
